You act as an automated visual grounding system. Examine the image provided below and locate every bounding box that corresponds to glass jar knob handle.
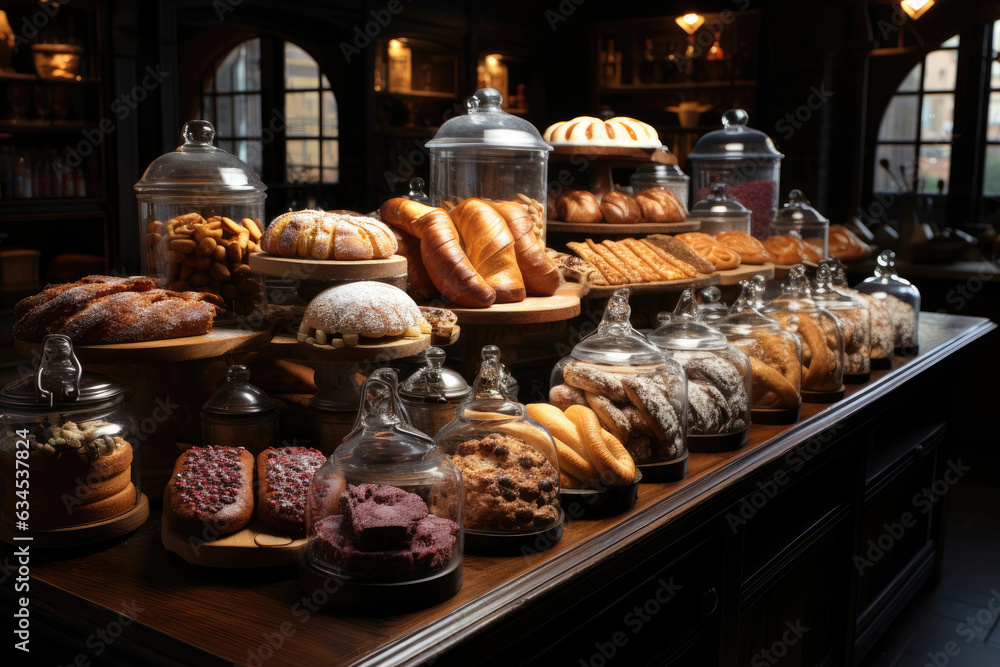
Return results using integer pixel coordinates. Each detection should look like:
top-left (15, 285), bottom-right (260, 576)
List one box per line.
top-left (182, 120), bottom-right (216, 147)
top-left (35, 334), bottom-right (83, 406)
top-left (788, 189), bottom-right (808, 205)
top-left (673, 288), bottom-right (699, 320)
top-left (473, 88), bottom-right (503, 112)
top-left (226, 364), bottom-right (250, 384)
top-left (721, 108), bottom-right (749, 130)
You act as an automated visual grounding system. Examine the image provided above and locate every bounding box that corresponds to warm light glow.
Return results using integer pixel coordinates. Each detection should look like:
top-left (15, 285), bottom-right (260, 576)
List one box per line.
top-left (675, 13), bottom-right (705, 34)
top-left (901, 0), bottom-right (934, 20)
top-left (389, 39), bottom-right (403, 49)
top-left (486, 55), bottom-right (499, 67)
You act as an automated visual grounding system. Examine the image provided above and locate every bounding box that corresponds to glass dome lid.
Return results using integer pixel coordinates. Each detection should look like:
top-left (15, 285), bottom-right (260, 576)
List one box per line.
top-left (691, 182), bottom-right (751, 219)
top-left (687, 109), bottom-right (785, 161)
top-left (571, 288), bottom-right (667, 365)
top-left (0, 334), bottom-right (123, 410)
top-left (764, 265), bottom-right (823, 313)
top-left (774, 189), bottom-right (828, 226)
top-left (649, 289), bottom-right (729, 351)
top-left (712, 279), bottom-right (785, 334)
top-left (134, 120), bottom-right (266, 197)
top-left (425, 88), bottom-right (552, 151)
top-left (860, 250), bottom-right (916, 290)
top-left (202, 365), bottom-right (276, 417)
top-left (813, 260), bottom-right (866, 310)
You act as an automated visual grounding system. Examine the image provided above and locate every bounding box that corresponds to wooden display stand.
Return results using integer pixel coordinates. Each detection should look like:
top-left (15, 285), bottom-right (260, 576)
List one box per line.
top-left (161, 517), bottom-right (306, 568)
top-left (249, 253), bottom-right (407, 281)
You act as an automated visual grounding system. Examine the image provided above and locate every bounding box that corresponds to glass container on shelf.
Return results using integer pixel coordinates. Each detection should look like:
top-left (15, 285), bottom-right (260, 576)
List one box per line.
top-left (812, 262), bottom-right (872, 383)
top-left (853, 250), bottom-right (920, 354)
top-left (302, 369), bottom-right (463, 612)
top-left (435, 345), bottom-right (562, 553)
top-left (762, 265), bottom-right (845, 402)
top-left (426, 88), bottom-right (552, 239)
top-left (630, 162), bottom-right (691, 211)
top-left (687, 109), bottom-right (784, 238)
top-left (697, 286), bottom-right (730, 323)
top-left (766, 189), bottom-right (829, 262)
top-left (200, 365), bottom-right (278, 455)
top-left (828, 259), bottom-right (893, 368)
top-left (712, 280), bottom-right (802, 424)
top-left (690, 182), bottom-right (752, 235)
top-left (649, 289), bottom-right (751, 451)
top-left (0, 335), bottom-right (143, 539)
top-left (399, 347), bottom-right (472, 438)
top-left (134, 120), bottom-right (266, 317)
top-left (550, 288), bottom-right (688, 481)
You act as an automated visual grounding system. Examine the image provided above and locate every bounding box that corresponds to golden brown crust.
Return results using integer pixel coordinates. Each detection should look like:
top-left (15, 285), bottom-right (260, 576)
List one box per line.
top-left (601, 240), bottom-right (659, 282)
top-left (827, 225), bottom-right (871, 261)
top-left (643, 234), bottom-right (715, 274)
top-left (261, 210), bottom-right (398, 260)
top-left (715, 232), bottom-right (773, 265)
top-left (449, 199), bottom-right (526, 303)
top-left (634, 188), bottom-right (686, 222)
top-left (567, 242), bottom-right (627, 285)
top-left (600, 191), bottom-right (642, 224)
top-left (587, 239), bottom-right (643, 283)
top-left (565, 405), bottom-right (635, 486)
top-left (556, 190), bottom-right (603, 223)
top-left (487, 200), bottom-right (561, 296)
top-left (675, 233), bottom-right (741, 271)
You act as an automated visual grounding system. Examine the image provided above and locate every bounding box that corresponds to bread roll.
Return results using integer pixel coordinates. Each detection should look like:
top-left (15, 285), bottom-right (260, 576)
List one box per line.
top-left (600, 191), bottom-right (642, 224)
top-left (556, 190), bottom-right (603, 223)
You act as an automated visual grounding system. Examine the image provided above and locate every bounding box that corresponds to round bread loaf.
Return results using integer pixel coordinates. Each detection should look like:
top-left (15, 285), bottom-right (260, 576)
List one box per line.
top-left (543, 116), bottom-right (660, 148)
top-left (302, 281), bottom-right (429, 340)
top-left (262, 209), bottom-right (398, 260)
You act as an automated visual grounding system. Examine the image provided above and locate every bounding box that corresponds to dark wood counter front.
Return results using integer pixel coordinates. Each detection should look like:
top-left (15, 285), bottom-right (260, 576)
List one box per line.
top-left (2, 313), bottom-right (994, 667)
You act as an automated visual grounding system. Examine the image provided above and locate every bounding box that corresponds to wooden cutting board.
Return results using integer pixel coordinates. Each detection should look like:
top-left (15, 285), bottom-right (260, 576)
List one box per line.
top-left (161, 516), bottom-right (306, 568)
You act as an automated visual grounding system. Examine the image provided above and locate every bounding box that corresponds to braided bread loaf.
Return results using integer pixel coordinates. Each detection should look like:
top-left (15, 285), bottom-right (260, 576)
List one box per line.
top-left (261, 210), bottom-right (398, 260)
top-left (543, 116), bottom-right (660, 148)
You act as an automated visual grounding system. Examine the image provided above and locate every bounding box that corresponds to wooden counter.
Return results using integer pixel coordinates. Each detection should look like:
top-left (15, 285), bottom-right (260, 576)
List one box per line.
top-left (1, 313), bottom-right (994, 667)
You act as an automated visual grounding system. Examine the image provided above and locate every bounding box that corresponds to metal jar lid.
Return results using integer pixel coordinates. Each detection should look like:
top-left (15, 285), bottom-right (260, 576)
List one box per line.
top-left (202, 365), bottom-right (275, 417)
top-left (0, 334), bottom-right (124, 411)
top-left (399, 347), bottom-right (471, 404)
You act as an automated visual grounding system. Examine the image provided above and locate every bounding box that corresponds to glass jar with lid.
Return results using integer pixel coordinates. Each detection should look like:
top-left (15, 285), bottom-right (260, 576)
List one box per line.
top-left (690, 182), bottom-right (751, 235)
top-left (302, 369), bottom-right (463, 612)
top-left (827, 259), bottom-right (894, 368)
top-left (765, 190), bottom-right (829, 263)
top-left (853, 250), bottom-right (920, 354)
top-left (712, 280), bottom-right (803, 424)
top-left (630, 162), bottom-right (691, 212)
top-left (811, 262), bottom-right (871, 383)
top-left (763, 265), bottom-right (845, 402)
top-left (649, 289), bottom-right (752, 451)
top-left (135, 120), bottom-right (266, 317)
top-left (200, 365), bottom-right (278, 455)
top-left (697, 286), bottom-right (730, 323)
top-left (399, 347), bottom-right (472, 438)
top-left (435, 345), bottom-right (562, 554)
top-left (550, 288), bottom-right (688, 481)
top-left (687, 109), bottom-right (784, 238)
top-left (0, 334), bottom-right (145, 542)
top-left (426, 88), bottom-right (551, 240)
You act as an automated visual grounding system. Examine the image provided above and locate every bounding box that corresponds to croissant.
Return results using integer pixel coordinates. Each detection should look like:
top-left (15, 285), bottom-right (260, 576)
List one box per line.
top-left (487, 200), bottom-right (561, 296)
top-left (261, 210), bottom-right (397, 260)
top-left (391, 228), bottom-right (437, 301)
top-left (449, 199), bottom-right (526, 303)
top-left (379, 198), bottom-right (496, 308)
top-left (600, 192), bottom-right (642, 224)
top-left (635, 189), bottom-right (686, 222)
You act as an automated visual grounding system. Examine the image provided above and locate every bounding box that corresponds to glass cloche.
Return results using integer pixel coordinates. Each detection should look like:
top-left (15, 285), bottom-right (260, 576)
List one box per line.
top-left (399, 347), bottom-right (472, 438)
top-left (302, 369), bottom-right (463, 611)
top-left (765, 190), bottom-right (829, 262)
top-left (550, 288), bottom-right (687, 481)
top-left (712, 280), bottom-right (803, 424)
top-left (649, 290), bottom-right (752, 451)
top-left (853, 250), bottom-right (920, 354)
top-left (811, 262), bottom-right (872, 383)
top-left (426, 88), bottom-right (551, 240)
top-left (435, 345), bottom-right (562, 552)
top-left (697, 286), bottom-right (730, 323)
top-left (690, 182), bottom-right (752, 235)
top-left (763, 265), bottom-right (845, 402)
top-left (200, 365), bottom-right (278, 455)
top-left (135, 120), bottom-right (266, 317)
top-left (687, 109), bottom-right (783, 237)
top-left (829, 259), bottom-right (894, 368)
top-left (0, 335), bottom-right (144, 540)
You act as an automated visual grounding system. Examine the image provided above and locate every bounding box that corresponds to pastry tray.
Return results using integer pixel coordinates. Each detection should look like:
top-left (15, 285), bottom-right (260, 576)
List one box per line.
top-left (249, 253), bottom-right (407, 281)
top-left (161, 516), bottom-right (307, 568)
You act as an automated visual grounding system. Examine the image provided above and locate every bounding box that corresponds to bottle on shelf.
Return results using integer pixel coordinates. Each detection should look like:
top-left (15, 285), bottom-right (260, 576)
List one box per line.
top-left (707, 33), bottom-right (724, 61)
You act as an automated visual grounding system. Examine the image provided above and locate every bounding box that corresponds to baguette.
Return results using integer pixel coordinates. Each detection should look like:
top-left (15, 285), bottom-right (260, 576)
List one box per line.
top-left (449, 198), bottom-right (526, 303)
top-left (487, 200), bottom-right (561, 295)
top-left (587, 239), bottom-right (643, 283)
top-left (379, 198), bottom-right (496, 307)
top-left (256, 447), bottom-right (326, 533)
top-left (601, 240), bottom-right (659, 283)
top-left (164, 446), bottom-right (254, 536)
top-left (567, 241), bottom-right (626, 285)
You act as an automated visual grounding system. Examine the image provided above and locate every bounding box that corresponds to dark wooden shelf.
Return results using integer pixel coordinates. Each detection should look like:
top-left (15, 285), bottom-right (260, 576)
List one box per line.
top-left (377, 88), bottom-right (457, 99)
top-left (0, 72), bottom-right (100, 86)
top-left (600, 80), bottom-right (757, 93)
top-left (0, 120), bottom-right (100, 134)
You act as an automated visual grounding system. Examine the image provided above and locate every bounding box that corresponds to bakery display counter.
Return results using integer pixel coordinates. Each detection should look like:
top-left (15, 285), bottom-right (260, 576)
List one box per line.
top-left (2, 313), bottom-right (993, 667)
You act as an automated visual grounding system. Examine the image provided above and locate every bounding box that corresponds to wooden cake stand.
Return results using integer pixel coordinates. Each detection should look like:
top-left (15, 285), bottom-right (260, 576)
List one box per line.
top-left (548, 144), bottom-right (677, 200)
top-left (249, 253), bottom-right (407, 281)
top-left (269, 333), bottom-right (431, 364)
top-left (440, 281), bottom-right (585, 326)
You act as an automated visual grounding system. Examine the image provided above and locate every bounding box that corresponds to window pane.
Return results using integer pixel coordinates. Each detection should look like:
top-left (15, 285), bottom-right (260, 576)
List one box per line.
top-left (941, 35), bottom-right (959, 48)
top-left (245, 140), bottom-right (263, 178)
top-left (216, 40), bottom-right (260, 93)
top-left (217, 95), bottom-right (233, 136)
top-left (200, 96), bottom-right (214, 123)
top-left (285, 43), bottom-right (319, 90)
top-left (233, 94), bottom-right (261, 138)
top-left (923, 50), bottom-right (958, 91)
top-left (321, 74), bottom-right (332, 90)
top-left (322, 139), bottom-right (339, 183)
top-left (988, 92), bottom-right (1000, 141)
top-left (984, 146), bottom-right (1000, 197)
top-left (286, 91), bottom-right (319, 136)
top-left (878, 95), bottom-right (918, 141)
top-left (920, 93), bottom-right (953, 141)
top-left (897, 63), bottom-right (921, 92)
top-left (287, 140), bottom-right (319, 183)
top-left (322, 91), bottom-right (338, 136)
top-left (874, 144), bottom-right (915, 192)
top-left (992, 61), bottom-right (1000, 90)
top-left (918, 144), bottom-right (950, 193)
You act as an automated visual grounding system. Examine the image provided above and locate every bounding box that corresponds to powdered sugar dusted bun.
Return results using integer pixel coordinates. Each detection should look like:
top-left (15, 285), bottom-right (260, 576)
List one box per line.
top-left (543, 116), bottom-right (660, 149)
top-left (301, 281), bottom-right (430, 345)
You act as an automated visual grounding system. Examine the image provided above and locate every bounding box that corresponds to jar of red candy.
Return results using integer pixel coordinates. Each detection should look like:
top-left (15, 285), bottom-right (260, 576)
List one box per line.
top-left (688, 109), bottom-right (783, 238)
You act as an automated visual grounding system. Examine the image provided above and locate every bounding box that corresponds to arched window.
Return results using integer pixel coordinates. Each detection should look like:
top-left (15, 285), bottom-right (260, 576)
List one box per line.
top-left (197, 38), bottom-right (339, 210)
top-left (874, 35), bottom-right (958, 194)
top-left (985, 19), bottom-right (1000, 197)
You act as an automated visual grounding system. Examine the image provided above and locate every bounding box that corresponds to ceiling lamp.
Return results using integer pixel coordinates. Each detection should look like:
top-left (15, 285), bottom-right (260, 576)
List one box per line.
top-left (901, 0), bottom-right (934, 20)
top-left (675, 13), bottom-right (705, 35)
